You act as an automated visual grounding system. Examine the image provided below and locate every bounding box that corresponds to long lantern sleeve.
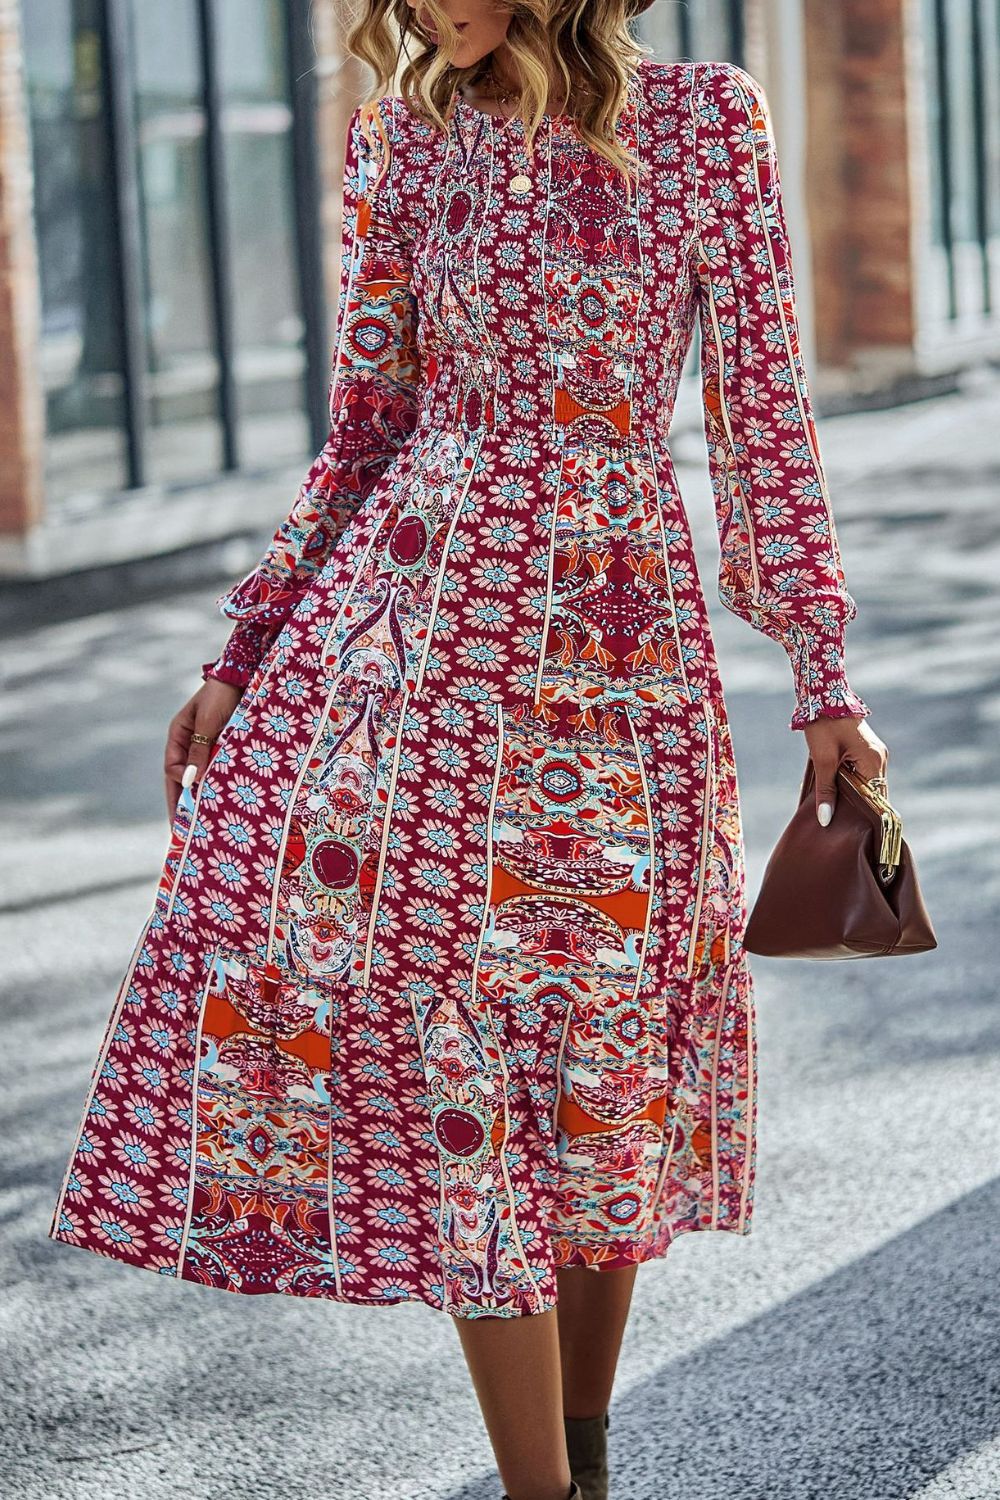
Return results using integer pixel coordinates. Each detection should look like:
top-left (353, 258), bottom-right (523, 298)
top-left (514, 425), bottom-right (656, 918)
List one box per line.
top-left (691, 62), bottom-right (869, 731)
top-left (201, 98), bottom-right (422, 689)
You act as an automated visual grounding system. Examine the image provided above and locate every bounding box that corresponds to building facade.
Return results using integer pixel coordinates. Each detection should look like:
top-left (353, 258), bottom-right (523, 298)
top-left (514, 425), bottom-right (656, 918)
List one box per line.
top-left (0, 0), bottom-right (997, 574)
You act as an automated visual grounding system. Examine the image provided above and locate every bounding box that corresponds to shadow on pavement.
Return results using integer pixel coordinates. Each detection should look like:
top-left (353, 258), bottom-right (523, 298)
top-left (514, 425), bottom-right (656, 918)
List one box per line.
top-left (444, 1178), bottom-right (1000, 1500)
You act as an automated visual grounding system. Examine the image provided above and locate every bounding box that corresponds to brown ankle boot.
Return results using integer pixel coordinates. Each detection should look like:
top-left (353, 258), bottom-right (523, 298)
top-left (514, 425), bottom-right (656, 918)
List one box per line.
top-left (563, 1411), bottom-right (610, 1500)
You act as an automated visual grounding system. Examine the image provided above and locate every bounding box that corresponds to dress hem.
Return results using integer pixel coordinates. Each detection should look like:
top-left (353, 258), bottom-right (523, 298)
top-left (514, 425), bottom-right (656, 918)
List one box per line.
top-left (47, 1213), bottom-right (753, 1319)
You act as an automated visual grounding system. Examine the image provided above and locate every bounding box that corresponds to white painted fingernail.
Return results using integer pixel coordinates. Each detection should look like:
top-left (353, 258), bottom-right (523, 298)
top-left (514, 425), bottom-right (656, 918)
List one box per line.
top-left (817, 801), bottom-right (833, 827)
top-left (181, 764), bottom-right (198, 789)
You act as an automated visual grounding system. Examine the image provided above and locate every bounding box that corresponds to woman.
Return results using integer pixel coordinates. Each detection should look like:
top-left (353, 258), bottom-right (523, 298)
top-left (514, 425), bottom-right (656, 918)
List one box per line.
top-left (49, 2), bottom-right (887, 1498)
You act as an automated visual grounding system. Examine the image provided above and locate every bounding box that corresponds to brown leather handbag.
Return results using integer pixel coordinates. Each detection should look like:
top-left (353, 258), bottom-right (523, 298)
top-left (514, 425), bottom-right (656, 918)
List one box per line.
top-left (743, 762), bottom-right (937, 959)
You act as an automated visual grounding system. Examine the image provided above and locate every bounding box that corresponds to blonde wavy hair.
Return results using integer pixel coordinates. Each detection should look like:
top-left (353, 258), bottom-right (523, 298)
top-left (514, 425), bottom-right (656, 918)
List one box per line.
top-left (343, 0), bottom-right (653, 184)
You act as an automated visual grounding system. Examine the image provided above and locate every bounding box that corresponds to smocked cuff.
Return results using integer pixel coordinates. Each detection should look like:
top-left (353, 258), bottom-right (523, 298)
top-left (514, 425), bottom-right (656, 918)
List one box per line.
top-left (779, 616), bottom-right (868, 730)
top-left (201, 658), bottom-right (253, 689)
top-left (789, 677), bottom-right (870, 732)
top-left (200, 617), bottom-right (280, 691)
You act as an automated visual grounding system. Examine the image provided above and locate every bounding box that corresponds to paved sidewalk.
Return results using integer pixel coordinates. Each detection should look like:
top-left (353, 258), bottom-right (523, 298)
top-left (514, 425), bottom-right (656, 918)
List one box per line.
top-left (1, 371), bottom-right (998, 1500)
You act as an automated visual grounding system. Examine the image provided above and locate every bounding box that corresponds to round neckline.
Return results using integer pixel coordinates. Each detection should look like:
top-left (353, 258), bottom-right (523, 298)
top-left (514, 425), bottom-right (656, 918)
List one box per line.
top-left (452, 90), bottom-right (568, 126)
top-left (452, 61), bottom-right (645, 129)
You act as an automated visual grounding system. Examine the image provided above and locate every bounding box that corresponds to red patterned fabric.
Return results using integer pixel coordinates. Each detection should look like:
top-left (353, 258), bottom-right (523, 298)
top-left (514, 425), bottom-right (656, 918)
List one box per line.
top-left (52, 60), bottom-right (864, 1318)
top-left (692, 65), bottom-right (868, 728)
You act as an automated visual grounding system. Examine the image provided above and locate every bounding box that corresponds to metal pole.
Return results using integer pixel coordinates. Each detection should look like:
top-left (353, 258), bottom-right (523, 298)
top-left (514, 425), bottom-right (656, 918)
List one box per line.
top-left (102, 0), bottom-right (148, 489)
top-left (678, 1), bottom-right (693, 61)
top-left (196, 0), bottom-right (240, 471)
top-left (931, 0), bottom-right (957, 319)
top-left (285, 0), bottom-right (331, 452)
top-left (728, 0), bottom-right (746, 68)
top-left (970, 0), bottom-right (993, 314)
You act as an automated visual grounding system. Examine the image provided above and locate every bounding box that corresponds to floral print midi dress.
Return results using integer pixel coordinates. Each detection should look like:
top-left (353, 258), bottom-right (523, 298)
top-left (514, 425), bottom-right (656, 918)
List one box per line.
top-left (49, 58), bottom-right (868, 1319)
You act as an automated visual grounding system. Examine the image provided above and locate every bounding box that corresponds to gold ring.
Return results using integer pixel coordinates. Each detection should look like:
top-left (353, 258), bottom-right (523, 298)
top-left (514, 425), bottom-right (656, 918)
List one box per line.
top-left (868, 775), bottom-right (888, 794)
top-left (190, 731), bottom-right (216, 746)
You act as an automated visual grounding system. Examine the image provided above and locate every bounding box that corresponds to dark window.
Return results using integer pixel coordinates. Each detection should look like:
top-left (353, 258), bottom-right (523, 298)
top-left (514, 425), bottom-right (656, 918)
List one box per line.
top-left (24, 0), bottom-right (129, 504)
top-left (640, 0), bottom-right (745, 68)
top-left (923, 0), bottom-right (999, 322)
top-left (24, 0), bottom-right (323, 511)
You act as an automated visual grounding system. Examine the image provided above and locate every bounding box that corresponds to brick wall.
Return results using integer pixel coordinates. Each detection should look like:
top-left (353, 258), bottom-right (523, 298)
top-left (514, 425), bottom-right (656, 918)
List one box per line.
top-left (0, 0), bottom-right (44, 536)
top-left (306, 1), bottom-right (377, 354)
top-left (803, 0), bottom-right (918, 374)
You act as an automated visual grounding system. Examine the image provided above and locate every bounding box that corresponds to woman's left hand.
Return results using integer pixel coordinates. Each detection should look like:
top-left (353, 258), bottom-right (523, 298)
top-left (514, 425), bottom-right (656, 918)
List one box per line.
top-left (802, 715), bottom-right (888, 826)
top-left (164, 678), bottom-right (244, 823)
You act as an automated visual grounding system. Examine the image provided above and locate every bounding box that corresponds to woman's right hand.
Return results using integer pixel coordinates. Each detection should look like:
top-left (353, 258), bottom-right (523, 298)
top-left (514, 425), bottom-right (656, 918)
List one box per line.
top-left (164, 678), bottom-right (244, 822)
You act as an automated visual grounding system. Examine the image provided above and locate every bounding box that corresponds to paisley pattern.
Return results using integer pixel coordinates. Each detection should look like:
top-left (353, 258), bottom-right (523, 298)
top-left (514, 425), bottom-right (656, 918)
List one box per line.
top-left (51, 60), bottom-right (866, 1317)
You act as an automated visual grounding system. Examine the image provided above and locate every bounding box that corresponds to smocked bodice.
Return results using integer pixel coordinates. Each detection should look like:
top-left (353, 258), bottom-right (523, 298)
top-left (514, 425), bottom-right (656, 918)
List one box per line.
top-left (394, 64), bottom-right (697, 450)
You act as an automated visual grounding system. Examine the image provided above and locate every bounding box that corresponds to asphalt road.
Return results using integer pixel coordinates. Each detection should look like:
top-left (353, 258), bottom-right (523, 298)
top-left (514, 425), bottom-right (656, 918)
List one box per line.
top-left (2, 371), bottom-right (998, 1500)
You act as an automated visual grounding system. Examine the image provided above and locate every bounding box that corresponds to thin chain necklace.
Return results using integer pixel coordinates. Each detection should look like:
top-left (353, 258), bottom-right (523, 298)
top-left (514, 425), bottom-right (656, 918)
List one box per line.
top-left (462, 75), bottom-right (567, 120)
top-left (464, 74), bottom-right (572, 196)
top-left (457, 78), bottom-right (539, 196)
top-left (461, 80), bottom-right (517, 118)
